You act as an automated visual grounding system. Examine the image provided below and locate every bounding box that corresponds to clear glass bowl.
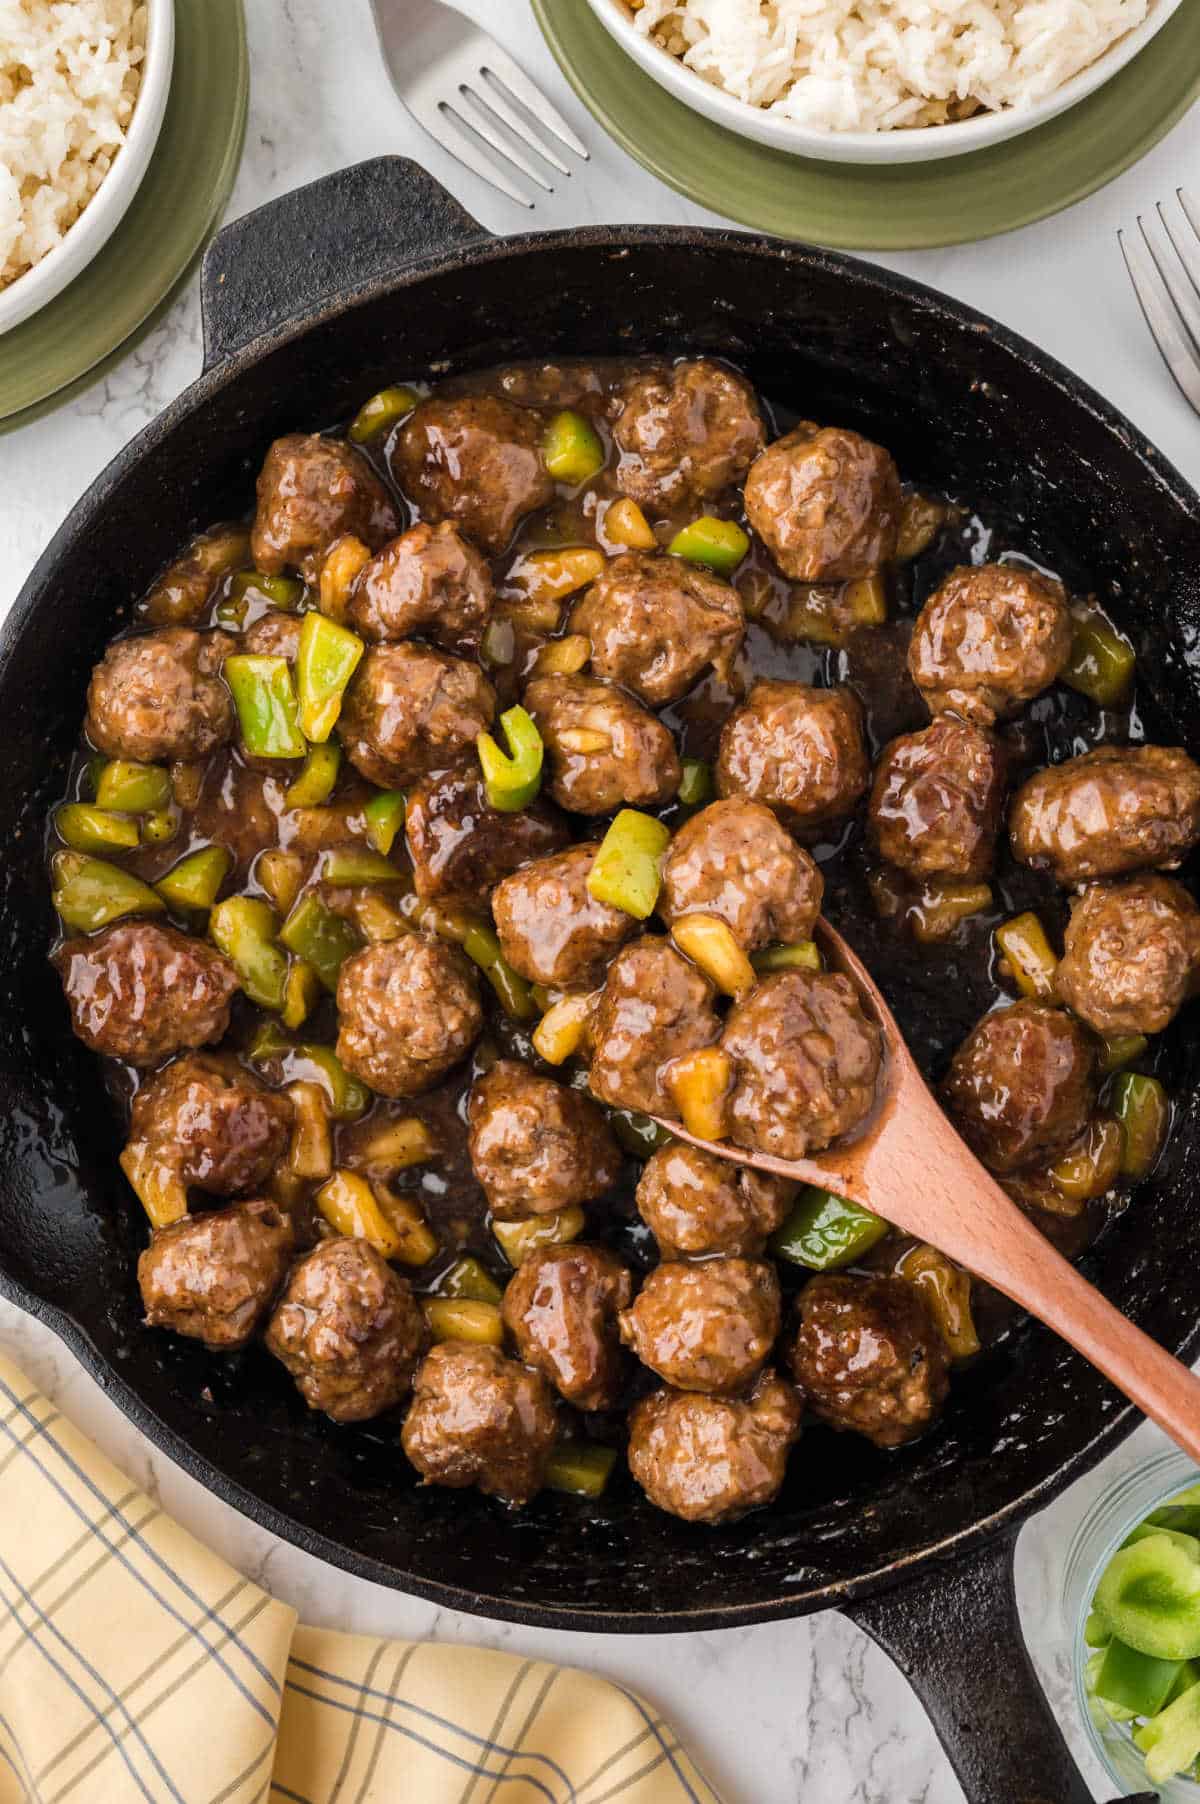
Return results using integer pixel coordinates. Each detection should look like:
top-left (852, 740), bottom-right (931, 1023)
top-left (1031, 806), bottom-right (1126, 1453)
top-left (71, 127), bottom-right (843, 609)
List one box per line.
top-left (1063, 1450), bottom-right (1200, 1801)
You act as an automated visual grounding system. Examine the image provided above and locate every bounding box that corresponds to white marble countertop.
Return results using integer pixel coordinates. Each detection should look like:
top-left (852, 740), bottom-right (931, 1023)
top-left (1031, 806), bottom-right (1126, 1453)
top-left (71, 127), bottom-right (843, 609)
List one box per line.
top-left (2, 4), bottom-right (1198, 1799)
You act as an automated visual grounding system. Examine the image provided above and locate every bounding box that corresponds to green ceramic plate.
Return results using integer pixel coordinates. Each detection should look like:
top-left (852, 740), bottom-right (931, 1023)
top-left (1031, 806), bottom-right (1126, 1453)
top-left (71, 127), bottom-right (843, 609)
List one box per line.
top-left (0, 0), bottom-right (247, 432)
top-left (532, 0), bottom-right (1200, 249)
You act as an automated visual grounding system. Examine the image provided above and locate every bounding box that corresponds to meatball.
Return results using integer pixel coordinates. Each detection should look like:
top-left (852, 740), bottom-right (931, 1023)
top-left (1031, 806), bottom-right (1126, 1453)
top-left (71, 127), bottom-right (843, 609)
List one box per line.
top-left (628, 1371), bottom-right (802, 1524)
top-left (524, 674), bottom-right (681, 815)
top-left (86, 627), bottom-right (234, 764)
top-left (721, 971), bottom-right (882, 1161)
top-left (127, 1053), bottom-right (292, 1196)
top-left (636, 1142), bottom-right (793, 1259)
top-left (790, 1274), bottom-right (948, 1449)
top-left (618, 1258), bottom-right (780, 1395)
top-left (54, 922), bottom-right (239, 1066)
top-left (241, 610), bottom-right (302, 661)
top-left (568, 552), bottom-right (744, 706)
top-left (467, 1060), bottom-right (620, 1219)
top-left (659, 799), bottom-right (823, 950)
top-left (501, 1243), bottom-right (634, 1410)
top-left (1055, 875), bottom-right (1200, 1035)
top-left (401, 1342), bottom-right (557, 1505)
top-left (715, 681), bottom-right (869, 830)
top-left (348, 521), bottom-right (493, 649)
top-left (744, 423), bottom-right (900, 582)
top-left (338, 642), bottom-right (495, 788)
top-left (612, 358), bottom-right (765, 510)
top-left (336, 936), bottom-right (482, 1099)
top-left (390, 395), bottom-right (553, 555)
top-left (138, 1199), bottom-right (293, 1351)
top-left (589, 936), bottom-right (720, 1116)
top-left (1009, 746), bottom-right (1200, 886)
top-left (266, 1238), bottom-right (425, 1423)
top-left (869, 715), bottom-right (1007, 881)
top-left (404, 761), bottom-right (569, 903)
top-left (943, 1000), bottom-right (1097, 1174)
top-left (251, 433), bottom-right (399, 580)
top-left (492, 842), bottom-right (637, 990)
top-left (908, 564), bottom-right (1072, 725)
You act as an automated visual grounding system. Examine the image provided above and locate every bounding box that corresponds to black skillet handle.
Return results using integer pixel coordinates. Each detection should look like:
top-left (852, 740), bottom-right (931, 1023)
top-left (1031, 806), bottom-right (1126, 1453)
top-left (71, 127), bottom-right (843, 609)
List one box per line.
top-left (844, 1530), bottom-right (1150, 1804)
top-left (199, 157), bottom-right (493, 372)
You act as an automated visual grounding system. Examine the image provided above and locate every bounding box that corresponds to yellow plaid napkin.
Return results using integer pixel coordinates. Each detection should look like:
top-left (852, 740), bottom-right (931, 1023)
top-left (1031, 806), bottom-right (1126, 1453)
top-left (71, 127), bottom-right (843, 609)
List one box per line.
top-left (0, 1355), bottom-right (722, 1804)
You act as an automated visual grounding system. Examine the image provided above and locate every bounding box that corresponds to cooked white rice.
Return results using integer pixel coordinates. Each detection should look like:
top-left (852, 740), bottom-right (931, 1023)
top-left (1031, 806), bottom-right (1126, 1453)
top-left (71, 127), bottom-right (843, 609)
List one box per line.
top-left (628, 0), bottom-right (1151, 130)
top-left (0, 0), bottom-right (145, 290)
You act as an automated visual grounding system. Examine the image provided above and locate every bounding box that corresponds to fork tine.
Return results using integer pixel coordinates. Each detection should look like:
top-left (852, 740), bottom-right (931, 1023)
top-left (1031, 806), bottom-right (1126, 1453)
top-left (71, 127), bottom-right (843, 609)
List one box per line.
top-left (1119, 227), bottom-right (1200, 414)
top-left (1142, 211), bottom-right (1200, 354)
top-left (475, 41), bottom-right (590, 159)
top-left (1180, 188), bottom-right (1200, 248)
top-left (1160, 193), bottom-right (1200, 305)
top-left (456, 84), bottom-right (556, 191)
top-left (475, 72), bottom-right (572, 176)
top-left (407, 92), bottom-right (535, 208)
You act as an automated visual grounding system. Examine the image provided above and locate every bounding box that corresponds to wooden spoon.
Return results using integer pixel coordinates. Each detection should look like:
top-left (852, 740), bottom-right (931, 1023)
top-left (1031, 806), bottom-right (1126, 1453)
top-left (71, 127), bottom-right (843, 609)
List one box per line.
top-left (652, 917), bottom-right (1200, 1463)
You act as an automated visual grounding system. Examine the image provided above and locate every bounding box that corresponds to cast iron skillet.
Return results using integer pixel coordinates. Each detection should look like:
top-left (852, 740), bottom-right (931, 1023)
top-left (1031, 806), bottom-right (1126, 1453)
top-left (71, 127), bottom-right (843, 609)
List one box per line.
top-left (2, 158), bottom-right (1194, 1804)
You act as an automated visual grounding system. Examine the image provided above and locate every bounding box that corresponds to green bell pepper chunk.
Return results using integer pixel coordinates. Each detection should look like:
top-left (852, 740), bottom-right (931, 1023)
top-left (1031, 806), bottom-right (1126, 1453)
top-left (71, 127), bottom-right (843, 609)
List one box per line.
top-left (51, 851), bottom-right (165, 933)
top-left (462, 922), bottom-right (536, 1020)
top-left (1085, 1610), bottom-right (1112, 1649)
top-left (476, 705), bottom-right (544, 813)
top-left (154, 846), bottom-right (232, 913)
top-left (56, 803), bottom-right (140, 855)
top-left (771, 1187), bottom-right (890, 1270)
top-left (296, 611), bottom-right (364, 743)
top-left (141, 808), bottom-right (179, 846)
top-left (436, 1256), bottom-right (504, 1305)
top-left (94, 760), bottom-right (171, 814)
top-left (677, 758), bottom-right (712, 808)
top-left (348, 385), bottom-right (419, 444)
top-left (364, 789), bottom-right (406, 855)
top-left (1062, 615), bottom-right (1136, 707)
top-left (609, 1110), bottom-right (674, 1159)
top-left (286, 740), bottom-right (341, 808)
top-left (1094, 1533), bottom-right (1200, 1661)
top-left (247, 1023), bottom-right (370, 1118)
top-left (224, 655), bottom-right (307, 759)
top-left (278, 893), bottom-right (362, 992)
top-left (228, 569), bottom-right (305, 612)
top-left (1100, 1032), bottom-right (1149, 1075)
top-left (1165, 1659), bottom-right (1200, 1706)
top-left (542, 410), bottom-right (605, 485)
top-left (320, 845), bottom-right (402, 885)
top-left (752, 940), bottom-right (823, 974)
top-left (1135, 1676), bottom-right (1200, 1783)
top-left (544, 1443), bottom-right (618, 1499)
top-left (1112, 1072), bottom-right (1169, 1181)
top-left (1097, 1638), bottom-right (1184, 1718)
top-left (587, 809), bottom-right (671, 920)
top-left (209, 895), bottom-right (287, 1010)
top-left (668, 516), bottom-right (750, 575)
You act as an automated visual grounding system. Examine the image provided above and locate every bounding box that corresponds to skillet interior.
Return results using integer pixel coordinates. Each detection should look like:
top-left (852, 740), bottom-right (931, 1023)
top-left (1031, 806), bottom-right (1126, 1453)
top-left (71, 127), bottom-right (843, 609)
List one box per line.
top-left (3, 230), bottom-right (1200, 1629)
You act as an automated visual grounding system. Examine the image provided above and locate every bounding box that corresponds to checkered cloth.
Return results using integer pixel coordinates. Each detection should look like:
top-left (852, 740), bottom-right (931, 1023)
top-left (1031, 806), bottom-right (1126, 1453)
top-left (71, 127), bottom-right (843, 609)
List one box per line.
top-left (0, 1355), bottom-right (722, 1804)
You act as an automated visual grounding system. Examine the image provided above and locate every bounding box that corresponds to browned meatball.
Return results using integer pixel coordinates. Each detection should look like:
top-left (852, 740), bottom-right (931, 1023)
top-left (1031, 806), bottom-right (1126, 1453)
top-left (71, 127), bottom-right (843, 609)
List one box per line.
top-left (404, 761), bottom-right (569, 903)
top-left (659, 799), bottom-right (824, 949)
top-left (869, 715), bottom-right (1007, 881)
top-left (401, 1342), bottom-right (557, 1505)
top-left (721, 971), bottom-right (882, 1161)
top-left (266, 1238), bottom-right (425, 1423)
top-left (467, 1060), bottom-right (620, 1219)
top-left (618, 1258), bottom-right (780, 1395)
top-left (589, 936), bottom-right (720, 1116)
top-left (390, 395), bottom-right (553, 555)
top-left (336, 936), bottom-right (482, 1098)
top-left (943, 1001), bottom-right (1097, 1174)
top-left (790, 1274), bottom-right (948, 1448)
top-left (568, 553), bottom-right (744, 706)
top-left (501, 1243), bottom-right (633, 1410)
top-left (1010, 746), bottom-right (1200, 886)
top-left (348, 521), bottom-right (494, 650)
top-left (1055, 875), bottom-right (1200, 1035)
top-left (612, 358), bottom-right (765, 510)
top-left (54, 922), bottom-right (239, 1066)
top-left (86, 627), bottom-right (234, 763)
top-left (636, 1142), bottom-right (793, 1259)
top-left (338, 642), bottom-right (495, 788)
top-left (744, 423), bottom-right (900, 582)
top-left (241, 610), bottom-right (302, 660)
top-left (138, 1199), bottom-right (293, 1351)
top-left (524, 674), bottom-right (680, 815)
top-left (251, 433), bottom-right (399, 580)
top-left (628, 1371), bottom-right (802, 1524)
top-left (715, 682), bottom-right (869, 830)
top-left (908, 564), bottom-right (1072, 725)
top-left (491, 842), bottom-right (637, 990)
top-left (142, 526), bottom-right (250, 626)
top-left (127, 1053), bottom-right (292, 1196)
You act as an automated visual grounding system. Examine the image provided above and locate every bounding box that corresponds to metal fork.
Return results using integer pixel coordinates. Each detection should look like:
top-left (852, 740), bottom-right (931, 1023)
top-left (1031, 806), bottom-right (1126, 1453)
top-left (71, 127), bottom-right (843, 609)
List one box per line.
top-left (371, 0), bottom-right (588, 208)
top-left (1119, 189), bottom-right (1200, 414)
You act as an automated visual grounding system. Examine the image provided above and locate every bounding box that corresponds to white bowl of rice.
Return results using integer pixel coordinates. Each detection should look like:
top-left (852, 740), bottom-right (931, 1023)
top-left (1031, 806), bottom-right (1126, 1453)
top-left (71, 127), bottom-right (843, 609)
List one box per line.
top-left (589, 0), bottom-right (1186, 162)
top-left (0, 0), bottom-right (174, 335)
